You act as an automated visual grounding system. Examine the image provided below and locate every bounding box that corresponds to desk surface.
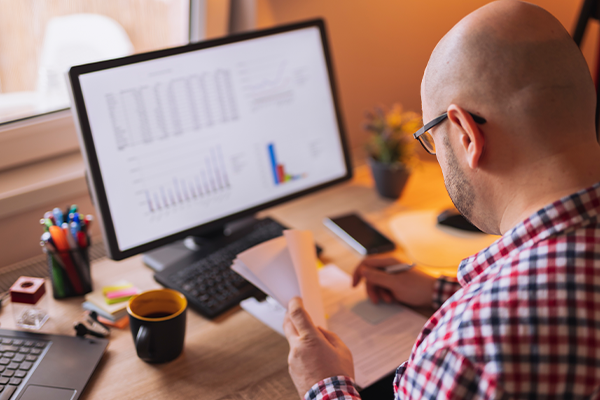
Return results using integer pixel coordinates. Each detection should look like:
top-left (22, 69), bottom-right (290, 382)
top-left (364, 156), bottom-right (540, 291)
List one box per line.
top-left (0, 161), bottom-right (454, 400)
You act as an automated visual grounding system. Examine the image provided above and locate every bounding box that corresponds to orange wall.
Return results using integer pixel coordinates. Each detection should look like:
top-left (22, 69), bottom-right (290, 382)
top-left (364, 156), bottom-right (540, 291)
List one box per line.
top-left (256, 0), bottom-right (597, 155)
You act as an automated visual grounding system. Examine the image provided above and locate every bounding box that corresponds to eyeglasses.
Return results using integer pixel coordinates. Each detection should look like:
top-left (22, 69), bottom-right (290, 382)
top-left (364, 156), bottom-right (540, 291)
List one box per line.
top-left (413, 112), bottom-right (487, 155)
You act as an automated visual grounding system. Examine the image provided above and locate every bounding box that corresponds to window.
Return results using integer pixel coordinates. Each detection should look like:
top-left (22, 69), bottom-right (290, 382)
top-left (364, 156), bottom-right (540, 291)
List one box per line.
top-left (0, 0), bottom-right (210, 170)
top-left (0, 0), bottom-right (191, 124)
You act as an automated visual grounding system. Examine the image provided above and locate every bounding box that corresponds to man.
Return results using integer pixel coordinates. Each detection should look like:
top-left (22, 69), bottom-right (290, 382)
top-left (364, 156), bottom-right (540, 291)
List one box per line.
top-left (283, 1), bottom-right (600, 398)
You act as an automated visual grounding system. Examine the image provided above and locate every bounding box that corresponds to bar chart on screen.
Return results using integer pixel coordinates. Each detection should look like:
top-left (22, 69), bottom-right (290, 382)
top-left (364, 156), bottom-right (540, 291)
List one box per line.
top-left (129, 144), bottom-right (232, 217)
top-left (267, 142), bottom-right (307, 186)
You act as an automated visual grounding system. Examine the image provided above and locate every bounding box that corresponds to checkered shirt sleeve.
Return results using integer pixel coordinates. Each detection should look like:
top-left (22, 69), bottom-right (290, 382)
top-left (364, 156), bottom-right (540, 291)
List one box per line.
top-left (432, 275), bottom-right (461, 309)
top-left (393, 347), bottom-right (500, 399)
top-left (305, 376), bottom-right (360, 400)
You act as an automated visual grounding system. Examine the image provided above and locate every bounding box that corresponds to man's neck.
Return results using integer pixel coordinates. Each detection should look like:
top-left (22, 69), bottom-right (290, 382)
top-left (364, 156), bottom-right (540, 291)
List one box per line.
top-left (497, 141), bottom-right (600, 235)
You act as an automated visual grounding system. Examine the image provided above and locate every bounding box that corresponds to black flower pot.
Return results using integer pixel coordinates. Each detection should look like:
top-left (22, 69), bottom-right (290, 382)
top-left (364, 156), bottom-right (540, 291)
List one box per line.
top-left (368, 158), bottom-right (410, 199)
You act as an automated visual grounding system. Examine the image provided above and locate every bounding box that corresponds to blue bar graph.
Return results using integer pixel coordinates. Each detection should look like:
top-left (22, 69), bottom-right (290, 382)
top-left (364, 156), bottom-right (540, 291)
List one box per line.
top-left (268, 143), bottom-right (279, 185)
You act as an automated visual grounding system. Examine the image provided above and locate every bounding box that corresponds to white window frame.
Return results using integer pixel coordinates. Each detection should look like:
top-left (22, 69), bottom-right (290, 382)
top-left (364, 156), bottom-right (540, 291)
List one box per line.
top-left (0, 110), bottom-right (79, 171)
top-left (0, 0), bottom-right (208, 173)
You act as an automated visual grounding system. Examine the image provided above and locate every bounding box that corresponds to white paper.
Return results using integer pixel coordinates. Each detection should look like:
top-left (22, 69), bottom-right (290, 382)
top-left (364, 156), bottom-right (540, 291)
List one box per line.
top-left (241, 264), bottom-right (429, 388)
top-left (236, 235), bottom-right (301, 308)
top-left (231, 260), bottom-right (275, 300)
top-left (285, 230), bottom-right (326, 328)
top-left (240, 297), bottom-right (286, 335)
top-left (233, 230), bottom-right (325, 328)
top-left (318, 265), bottom-right (427, 388)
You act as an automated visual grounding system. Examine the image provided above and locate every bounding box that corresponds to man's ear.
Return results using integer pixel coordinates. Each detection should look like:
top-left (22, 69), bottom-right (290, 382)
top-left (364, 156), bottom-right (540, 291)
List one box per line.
top-left (446, 104), bottom-right (484, 169)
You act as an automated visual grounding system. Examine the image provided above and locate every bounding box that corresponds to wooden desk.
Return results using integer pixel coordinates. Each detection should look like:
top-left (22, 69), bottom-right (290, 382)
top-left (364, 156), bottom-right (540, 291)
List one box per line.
top-left (0, 162), bottom-right (453, 400)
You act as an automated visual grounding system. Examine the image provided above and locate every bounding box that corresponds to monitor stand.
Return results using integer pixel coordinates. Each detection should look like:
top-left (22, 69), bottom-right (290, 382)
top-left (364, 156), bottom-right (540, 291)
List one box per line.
top-left (142, 215), bottom-right (263, 272)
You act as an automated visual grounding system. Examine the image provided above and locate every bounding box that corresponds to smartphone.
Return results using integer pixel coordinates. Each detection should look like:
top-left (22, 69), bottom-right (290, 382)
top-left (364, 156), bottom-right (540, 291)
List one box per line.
top-left (323, 213), bottom-right (396, 255)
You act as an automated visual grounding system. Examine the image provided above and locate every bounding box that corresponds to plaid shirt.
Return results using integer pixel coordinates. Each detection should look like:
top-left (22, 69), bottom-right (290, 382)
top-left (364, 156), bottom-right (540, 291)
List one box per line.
top-left (306, 181), bottom-right (600, 400)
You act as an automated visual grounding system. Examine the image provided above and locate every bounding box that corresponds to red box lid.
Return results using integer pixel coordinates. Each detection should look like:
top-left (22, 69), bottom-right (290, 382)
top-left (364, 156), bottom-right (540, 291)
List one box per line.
top-left (10, 277), bottom-right (46, 305)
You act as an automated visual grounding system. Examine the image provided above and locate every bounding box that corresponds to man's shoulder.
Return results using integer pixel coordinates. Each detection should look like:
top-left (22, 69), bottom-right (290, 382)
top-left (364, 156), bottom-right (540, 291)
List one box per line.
top-left (472, 217), bottom-right (600, 282)
top-left (433, 223), bottom-right (600, 337)
top-left (469, 224), bottom-right (600, 297)
top-left (498, 218), bottom-right (600, 274)
top-left (417, 228), bottom-right (600, 377)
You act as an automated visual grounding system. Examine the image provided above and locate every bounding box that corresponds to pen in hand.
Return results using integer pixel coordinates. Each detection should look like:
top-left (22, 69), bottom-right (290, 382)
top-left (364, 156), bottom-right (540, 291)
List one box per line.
top-left (383, 263), bottom-right (415, 274)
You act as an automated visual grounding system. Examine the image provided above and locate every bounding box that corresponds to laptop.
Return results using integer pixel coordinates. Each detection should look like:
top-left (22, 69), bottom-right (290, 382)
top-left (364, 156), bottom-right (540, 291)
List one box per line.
top-left (0, 328), bottom-right (108, 400)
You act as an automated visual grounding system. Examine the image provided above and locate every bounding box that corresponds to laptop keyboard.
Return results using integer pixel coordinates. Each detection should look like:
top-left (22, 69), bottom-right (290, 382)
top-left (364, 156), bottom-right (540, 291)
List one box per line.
top-left (0, 337), bottom-right (48, 400)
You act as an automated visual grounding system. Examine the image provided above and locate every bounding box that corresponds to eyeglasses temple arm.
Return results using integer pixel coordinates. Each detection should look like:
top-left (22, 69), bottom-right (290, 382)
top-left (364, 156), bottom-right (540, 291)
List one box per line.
top-left (413, 113), bottom-right (448, 139)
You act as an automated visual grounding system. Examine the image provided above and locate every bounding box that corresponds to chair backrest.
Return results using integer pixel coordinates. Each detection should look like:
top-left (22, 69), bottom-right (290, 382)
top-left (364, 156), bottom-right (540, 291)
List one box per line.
top-left (37, 13), bottom-right (134, 106)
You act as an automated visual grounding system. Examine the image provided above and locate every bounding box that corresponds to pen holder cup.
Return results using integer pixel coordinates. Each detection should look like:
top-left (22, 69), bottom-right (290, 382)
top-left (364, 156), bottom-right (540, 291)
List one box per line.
top-left (45, 248), bottom-right (92, 299)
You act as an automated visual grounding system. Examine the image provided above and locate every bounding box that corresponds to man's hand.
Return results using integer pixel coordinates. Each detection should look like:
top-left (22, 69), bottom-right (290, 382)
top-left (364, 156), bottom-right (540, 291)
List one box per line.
top-left (353, 257), bottom-right (436, 307)
top-left (283, 297), bottom-right (354, 398)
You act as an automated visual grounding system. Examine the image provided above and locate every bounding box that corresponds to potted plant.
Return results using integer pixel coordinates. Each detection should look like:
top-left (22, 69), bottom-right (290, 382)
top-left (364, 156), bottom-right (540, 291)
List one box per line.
top-left (364, 104), bottom-right (421, 199)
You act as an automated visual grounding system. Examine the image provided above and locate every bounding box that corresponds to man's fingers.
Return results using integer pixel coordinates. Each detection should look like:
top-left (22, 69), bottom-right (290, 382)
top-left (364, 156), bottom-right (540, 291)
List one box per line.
top-left (352, 257), bottom-right (400, 287)
top-left (283, 312), bottom-right (299, 342)
top-left (362, 267), bottom-right (397, 290)
top-left (362, 257), bottom-right (401, 267)
top-left (352, 264), bottom-right (363, 287)
top-left (378, 288), bottom-right (394, 304)
top-left (287, 297), bottom-right (318, 337)
top-left (318, 327), bottom-right (342, 346)
top-left (366, 283), bottom-right (380, 304)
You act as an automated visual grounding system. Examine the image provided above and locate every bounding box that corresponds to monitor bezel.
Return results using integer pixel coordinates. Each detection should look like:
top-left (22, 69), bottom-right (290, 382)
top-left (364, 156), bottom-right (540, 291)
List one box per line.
top-left (68, 18), bottom-right (352, 260)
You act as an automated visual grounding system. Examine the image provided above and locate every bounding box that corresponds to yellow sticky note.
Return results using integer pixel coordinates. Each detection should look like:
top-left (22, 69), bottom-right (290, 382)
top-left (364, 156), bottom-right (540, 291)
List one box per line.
top-left (102, 282), bottom-right (133, 295)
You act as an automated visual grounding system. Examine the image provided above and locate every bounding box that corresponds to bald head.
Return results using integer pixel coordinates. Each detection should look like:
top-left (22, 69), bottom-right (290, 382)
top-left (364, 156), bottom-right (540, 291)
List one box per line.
top-left (421, 1), bottom-right (600, 235)
top-left (422, 0), bottom-right (595, 148)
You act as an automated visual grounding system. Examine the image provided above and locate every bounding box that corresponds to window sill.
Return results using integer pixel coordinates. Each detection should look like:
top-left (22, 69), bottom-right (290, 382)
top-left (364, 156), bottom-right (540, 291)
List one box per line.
top-left (0, 110), bottom-right (80, 171)
top-left (0, 152), bottom-right (87, 219)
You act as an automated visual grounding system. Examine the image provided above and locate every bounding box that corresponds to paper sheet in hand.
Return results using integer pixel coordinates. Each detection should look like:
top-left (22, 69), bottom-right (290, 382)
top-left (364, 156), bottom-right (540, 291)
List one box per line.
top-left (232, 230), bottom-right (326, 327)
top-left (241, 264), bottom-right (428, 388)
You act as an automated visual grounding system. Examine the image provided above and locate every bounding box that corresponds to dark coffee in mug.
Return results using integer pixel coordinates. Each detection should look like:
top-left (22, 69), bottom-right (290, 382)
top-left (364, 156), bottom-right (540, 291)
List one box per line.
top-left (142, 312), bottom-right (172, 319)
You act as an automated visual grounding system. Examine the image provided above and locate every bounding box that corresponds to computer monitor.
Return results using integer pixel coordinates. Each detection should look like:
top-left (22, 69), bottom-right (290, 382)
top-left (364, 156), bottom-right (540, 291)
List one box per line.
top-left (68, 19), bottom-right (351, 261)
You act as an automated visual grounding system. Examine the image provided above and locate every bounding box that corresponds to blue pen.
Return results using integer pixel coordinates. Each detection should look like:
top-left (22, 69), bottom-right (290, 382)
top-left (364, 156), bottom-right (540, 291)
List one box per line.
top-left (53, 207), bottom-right (64, 226)
top-left (70, 221), bottom-right (80, 242)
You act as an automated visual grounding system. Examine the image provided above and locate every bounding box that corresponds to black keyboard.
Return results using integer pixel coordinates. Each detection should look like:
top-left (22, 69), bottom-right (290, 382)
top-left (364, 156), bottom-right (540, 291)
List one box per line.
top-left (0, 337), bottom-right (48, 400)
top-left (154, 218), bottom-right (288, 319)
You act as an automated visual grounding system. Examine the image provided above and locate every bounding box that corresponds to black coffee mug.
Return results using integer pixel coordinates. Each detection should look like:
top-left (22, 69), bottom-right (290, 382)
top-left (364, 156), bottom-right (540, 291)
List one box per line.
top-left (127, 289), bottom-right (187, 363)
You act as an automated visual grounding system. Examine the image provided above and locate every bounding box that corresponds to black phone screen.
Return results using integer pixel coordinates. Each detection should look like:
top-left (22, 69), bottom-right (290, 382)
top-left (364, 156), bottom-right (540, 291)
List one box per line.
top-left (325, 213), bottom-right (395, 254)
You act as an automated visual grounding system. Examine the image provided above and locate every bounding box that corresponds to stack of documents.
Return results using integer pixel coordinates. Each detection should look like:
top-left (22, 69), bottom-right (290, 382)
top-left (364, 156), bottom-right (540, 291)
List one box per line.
top-left (231, 230), bottom-right (429, 388)
top-left (232, 230), bottom-right (326, 327)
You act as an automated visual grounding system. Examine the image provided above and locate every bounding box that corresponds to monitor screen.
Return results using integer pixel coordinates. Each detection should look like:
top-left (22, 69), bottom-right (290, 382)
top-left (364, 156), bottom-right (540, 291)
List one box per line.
top-left (69, 20), bottom-right (351, 260)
